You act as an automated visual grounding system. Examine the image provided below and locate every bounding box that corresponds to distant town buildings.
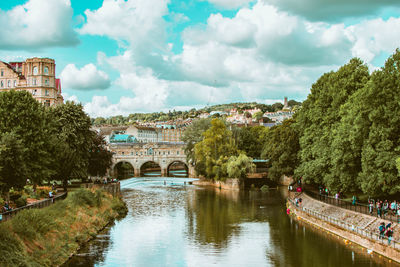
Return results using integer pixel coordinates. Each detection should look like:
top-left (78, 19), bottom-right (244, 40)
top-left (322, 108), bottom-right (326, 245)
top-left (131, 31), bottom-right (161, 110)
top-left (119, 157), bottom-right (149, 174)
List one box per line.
top-left (0, 57), bottom-right (63, 106)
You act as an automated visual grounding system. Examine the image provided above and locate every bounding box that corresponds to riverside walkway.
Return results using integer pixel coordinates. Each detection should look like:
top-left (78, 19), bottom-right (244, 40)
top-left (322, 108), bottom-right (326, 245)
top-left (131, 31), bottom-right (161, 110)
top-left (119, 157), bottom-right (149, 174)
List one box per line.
top-left (288, 191), bottom-right (400, 250)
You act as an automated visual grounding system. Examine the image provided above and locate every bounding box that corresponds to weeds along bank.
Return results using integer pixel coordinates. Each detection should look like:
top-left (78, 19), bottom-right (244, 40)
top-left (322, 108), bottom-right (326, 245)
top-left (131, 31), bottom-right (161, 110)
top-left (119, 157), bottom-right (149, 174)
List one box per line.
top-left (0, 188), bottom-right (127, 267)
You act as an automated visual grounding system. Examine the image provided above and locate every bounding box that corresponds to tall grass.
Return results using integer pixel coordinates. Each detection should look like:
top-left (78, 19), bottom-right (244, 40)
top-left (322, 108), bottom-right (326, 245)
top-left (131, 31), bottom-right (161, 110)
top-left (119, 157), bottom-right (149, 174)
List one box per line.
top-left (0, 188), bottom-right (126, 267)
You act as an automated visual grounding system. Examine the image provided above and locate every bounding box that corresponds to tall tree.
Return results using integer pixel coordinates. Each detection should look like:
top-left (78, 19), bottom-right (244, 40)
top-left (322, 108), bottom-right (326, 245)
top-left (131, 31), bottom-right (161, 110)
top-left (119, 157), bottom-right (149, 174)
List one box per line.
top-left (0, 90), bottom-right (54, 186)
top-left (0, 132), bottom-right (27, 192)
top-left (182, 118), bottom-right (212, 167)
top-left (262, 119), bottom-right (300, 182)
top-left (295, 58), bottom-right (369, 189)
top-left (355, 50), bottom-right (400, 195)
top-left (236, 126), bottom-right (269, 159)
top-left (88, 134), bottom-right (113, 177)
top-left (50, 101), bottom-right (93, 190)
top-left (194, 119), bottom-right (238, 180)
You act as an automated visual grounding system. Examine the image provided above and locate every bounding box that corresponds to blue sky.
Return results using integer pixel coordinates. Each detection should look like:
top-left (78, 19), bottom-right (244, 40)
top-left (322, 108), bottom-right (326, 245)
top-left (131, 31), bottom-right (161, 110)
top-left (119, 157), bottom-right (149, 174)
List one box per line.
top-left (0, 0), bottom-right (400, 117)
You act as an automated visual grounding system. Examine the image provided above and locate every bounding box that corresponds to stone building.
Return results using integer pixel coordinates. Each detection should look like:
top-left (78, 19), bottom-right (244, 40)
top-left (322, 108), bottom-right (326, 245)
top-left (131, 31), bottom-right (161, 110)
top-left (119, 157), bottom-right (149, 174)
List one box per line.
top-left (0, 57), bottom-right (63, 106)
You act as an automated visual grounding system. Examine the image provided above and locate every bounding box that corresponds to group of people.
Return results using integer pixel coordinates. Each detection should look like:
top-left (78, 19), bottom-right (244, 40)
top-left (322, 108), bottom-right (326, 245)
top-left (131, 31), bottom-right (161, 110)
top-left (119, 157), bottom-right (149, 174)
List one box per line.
top-left (368, 199), bottom-right (400, 219)
top-left (378, 222), bottom-right (394, 244)
top-left (1, 202), bottom-right (12, 213)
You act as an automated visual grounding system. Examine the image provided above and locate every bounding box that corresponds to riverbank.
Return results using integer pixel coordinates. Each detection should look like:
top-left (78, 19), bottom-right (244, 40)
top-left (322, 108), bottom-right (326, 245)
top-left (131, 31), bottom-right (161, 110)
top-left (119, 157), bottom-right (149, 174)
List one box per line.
top-left (0, 188), bottom-right (127, 267)
top-left (288, 192), bottom-right (400, 263)
top-left (193, 178), bottom-right (241, 190)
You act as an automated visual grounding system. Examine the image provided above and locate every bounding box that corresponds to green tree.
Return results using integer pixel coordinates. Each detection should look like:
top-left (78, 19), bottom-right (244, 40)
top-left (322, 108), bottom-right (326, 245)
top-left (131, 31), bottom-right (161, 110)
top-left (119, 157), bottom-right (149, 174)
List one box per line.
top-left (295, 58), bottom-right (369, 189)
top-left (194, 119), bottom-right (239, 180)
top-left (236, 126), bottom-right (269, 159)
top-left (182, 118), bottom-right (212, 167)
top-left (0, 132), bottom-right (27, 192)
top-left (0, 90), bottom-right (54, 186)
top-left (355, 50), bottom-right (400, 195)
top-left (50, 102), bottom-right (94, 190)
top-left (252, 111), bottom-right (264, 121)
top-left (227, 153), bottom-right (255, 179)
top-left (262, 119), bottom-right (300, 182)
top-left (88, 134), bottom-right (113, 177)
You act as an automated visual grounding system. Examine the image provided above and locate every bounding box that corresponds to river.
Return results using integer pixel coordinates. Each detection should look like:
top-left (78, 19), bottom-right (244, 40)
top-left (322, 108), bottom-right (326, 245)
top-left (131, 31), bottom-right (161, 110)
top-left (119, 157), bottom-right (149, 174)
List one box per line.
top-left (63, 177), bottom-right (397, 267)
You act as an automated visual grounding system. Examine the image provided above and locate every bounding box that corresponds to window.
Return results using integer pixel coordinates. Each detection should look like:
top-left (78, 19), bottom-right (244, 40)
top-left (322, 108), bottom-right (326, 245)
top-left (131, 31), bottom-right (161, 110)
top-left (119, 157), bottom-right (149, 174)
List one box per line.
top-left (33, 66), bottom-right (38, 75)
top-left (0, 69), bottom-right (3, 76)
top-left (32, 89), bottom-right (37, 95)
top-left (45, 89), bottom-right (49, 96)
top-left (45, 79), bottom-right (49, 86)
top-left (136, 152), bottom-right (138, 155)
top-left (122, 152), bottom-right (125, 155)
top-left (44, 67), bottom-right (49, 75)
top-left (177, 151), bottom-right (179, 155)
top-left (13, 80), bottom-right (16, 87)
top-left (7, 80), bottom-right (10, 87)
top-left (33, 78), bottom-right (37, 85)
top-left (0, 81), bottom-right (3, 87)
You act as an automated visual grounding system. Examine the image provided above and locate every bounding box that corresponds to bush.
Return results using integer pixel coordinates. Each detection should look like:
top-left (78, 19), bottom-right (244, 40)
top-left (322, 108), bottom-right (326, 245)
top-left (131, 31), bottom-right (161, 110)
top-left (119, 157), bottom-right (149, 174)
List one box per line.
top-left (36, 186), bottom-right (51, 198)
top-left (68, 189), bottom-right (95, 207)
top-left (15, 196), bottom-right (27, 208)
top-left (12, 209), bottom-right (56, 239)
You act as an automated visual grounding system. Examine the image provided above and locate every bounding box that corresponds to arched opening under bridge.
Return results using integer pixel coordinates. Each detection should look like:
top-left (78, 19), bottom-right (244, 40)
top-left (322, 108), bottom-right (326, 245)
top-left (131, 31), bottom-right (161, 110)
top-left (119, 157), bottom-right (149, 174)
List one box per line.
top-left (114, 162), bottom-right (135, 180)
top-left (140, 161), bottom-right (161, 177)
top-left (167, 161), bottom-right (189, 177)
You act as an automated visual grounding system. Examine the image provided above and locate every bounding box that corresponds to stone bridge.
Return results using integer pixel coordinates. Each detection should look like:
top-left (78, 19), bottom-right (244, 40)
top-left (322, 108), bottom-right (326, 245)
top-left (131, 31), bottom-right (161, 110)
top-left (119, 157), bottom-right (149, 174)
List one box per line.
top-left (109, 142), bottom-right (195, 177)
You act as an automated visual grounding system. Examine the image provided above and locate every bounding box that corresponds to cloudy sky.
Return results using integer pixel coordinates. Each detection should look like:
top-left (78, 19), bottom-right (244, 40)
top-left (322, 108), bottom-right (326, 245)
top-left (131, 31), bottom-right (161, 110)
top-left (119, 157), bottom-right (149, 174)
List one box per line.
top-left (1, 0), bottom-right (399, 117)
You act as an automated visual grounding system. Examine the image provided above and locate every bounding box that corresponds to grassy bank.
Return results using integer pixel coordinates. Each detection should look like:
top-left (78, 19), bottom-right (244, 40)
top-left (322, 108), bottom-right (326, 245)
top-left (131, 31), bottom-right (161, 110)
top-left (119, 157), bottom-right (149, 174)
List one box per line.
top-left (0, 188), bottom-right (127, 267)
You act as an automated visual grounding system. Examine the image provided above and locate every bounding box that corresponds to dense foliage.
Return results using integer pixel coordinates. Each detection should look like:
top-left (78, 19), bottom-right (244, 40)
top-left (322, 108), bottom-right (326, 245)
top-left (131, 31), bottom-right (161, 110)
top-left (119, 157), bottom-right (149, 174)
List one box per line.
top-left (292, 50), bottom-right (400, 196)
top-left (262, 119), bottom-right (300, 182)
top-left (0, 92), bottom-right (112, 193)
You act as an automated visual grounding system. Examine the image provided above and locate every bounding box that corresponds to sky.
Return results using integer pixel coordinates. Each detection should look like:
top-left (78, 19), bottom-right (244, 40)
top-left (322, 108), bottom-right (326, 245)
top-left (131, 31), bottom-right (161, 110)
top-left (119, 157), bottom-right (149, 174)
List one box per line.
top-left (0, 0), bottom-right (400, 118)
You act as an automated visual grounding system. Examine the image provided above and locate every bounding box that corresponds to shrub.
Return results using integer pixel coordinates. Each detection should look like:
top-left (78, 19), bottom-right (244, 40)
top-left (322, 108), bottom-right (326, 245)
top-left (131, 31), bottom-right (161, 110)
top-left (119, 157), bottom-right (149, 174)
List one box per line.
top-left (68, 189), bottom-right (95, 207)
top-left (36, 186), bottom-right (51, 198)
top-left (15, 196), bottom-right (27, 208)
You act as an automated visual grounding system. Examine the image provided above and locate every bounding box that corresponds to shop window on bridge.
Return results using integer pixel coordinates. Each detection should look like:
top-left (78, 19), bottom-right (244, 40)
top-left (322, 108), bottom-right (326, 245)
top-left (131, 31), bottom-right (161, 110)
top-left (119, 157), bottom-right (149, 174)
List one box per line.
top-left (147, 148), bottom-right (153, 155)
top-left (163, 151), bottom-right (165, 155)
top-left (177, 151), bottom-right (179, 155)
top-left (131, 152), bottom-right (133, 155)
top-left (136, 152), bottom-right (138, 155)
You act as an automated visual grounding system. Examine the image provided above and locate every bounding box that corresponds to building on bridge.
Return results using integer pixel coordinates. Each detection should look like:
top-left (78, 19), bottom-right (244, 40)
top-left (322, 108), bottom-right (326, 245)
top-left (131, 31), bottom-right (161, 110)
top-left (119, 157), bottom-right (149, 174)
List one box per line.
top-left (0, 57), bottom-right (63, 106)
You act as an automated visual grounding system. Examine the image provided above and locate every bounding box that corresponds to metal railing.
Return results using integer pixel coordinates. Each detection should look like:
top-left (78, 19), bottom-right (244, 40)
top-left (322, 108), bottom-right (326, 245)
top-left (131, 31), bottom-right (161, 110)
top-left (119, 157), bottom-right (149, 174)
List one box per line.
top-left (305, 190), bottom-right (400, 224)
top-left (288, 197), bottom-right (399, 250)
top-left (0, 192), bottom-right (67, 222)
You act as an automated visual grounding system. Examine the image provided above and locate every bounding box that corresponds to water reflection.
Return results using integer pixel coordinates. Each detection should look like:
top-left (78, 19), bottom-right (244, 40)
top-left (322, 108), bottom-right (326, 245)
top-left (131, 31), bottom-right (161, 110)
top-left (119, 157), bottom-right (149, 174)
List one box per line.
top-left (63, 178), bottom-right (398, 267)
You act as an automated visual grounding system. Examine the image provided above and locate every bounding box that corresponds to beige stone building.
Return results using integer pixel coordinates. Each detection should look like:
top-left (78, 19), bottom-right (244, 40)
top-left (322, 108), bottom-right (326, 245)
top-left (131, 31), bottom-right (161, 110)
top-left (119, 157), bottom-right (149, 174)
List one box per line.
top-left (0, 57), bottom-right (63, 106)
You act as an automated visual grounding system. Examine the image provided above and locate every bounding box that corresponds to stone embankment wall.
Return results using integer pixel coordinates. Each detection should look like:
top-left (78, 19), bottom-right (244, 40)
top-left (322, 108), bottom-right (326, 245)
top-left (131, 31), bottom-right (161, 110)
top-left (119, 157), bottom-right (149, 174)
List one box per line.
top-left (288, 192), bottom-right (400, 263)
top-left (193, 178), bottom-right (242, 190)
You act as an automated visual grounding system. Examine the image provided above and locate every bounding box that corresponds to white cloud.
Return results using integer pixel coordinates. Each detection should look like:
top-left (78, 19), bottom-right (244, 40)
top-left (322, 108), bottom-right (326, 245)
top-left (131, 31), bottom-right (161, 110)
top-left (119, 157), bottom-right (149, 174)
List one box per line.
top-left (346, 18), bottom-right (400, 62)
top-left (78, 0), bottom-right (400, 117)
top-left (79, 0), bottom-right (169, 52)
top-left (263, 0), bottom-right (400, 21)
top-left (60, 64), bottom-right (111, 90)
top-left (203, 0), bottom-right (254, 9)
top-left (0, 0), bottom-right (78, 50)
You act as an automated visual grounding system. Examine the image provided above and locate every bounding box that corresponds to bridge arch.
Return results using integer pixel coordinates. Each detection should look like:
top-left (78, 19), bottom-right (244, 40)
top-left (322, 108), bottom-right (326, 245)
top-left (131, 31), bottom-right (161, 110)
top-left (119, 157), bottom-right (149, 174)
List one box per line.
top-left (167, 160), bottom-right (189, 177)
top-left (140, 161), bottom-right (162, 177)
top-left (113, 161), bottom-right (135, 180)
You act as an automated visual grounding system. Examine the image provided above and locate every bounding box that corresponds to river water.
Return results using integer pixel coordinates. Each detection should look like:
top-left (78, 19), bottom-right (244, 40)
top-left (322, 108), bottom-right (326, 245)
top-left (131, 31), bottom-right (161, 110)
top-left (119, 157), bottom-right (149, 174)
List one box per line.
top-left (63, 178), bottom-right (397, 267)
